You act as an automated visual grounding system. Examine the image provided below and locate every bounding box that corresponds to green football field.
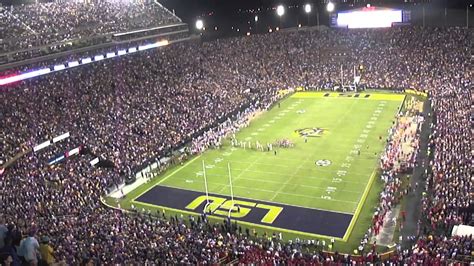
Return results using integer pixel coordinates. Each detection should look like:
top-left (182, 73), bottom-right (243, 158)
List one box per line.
top-left (109, 91), bottom-right (405, 251)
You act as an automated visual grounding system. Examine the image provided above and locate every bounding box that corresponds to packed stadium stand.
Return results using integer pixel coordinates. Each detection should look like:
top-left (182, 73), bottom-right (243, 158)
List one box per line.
top-left (0, 0), bottom-right (184, 64)
top-left (0, 2), bottom-right (472, 264)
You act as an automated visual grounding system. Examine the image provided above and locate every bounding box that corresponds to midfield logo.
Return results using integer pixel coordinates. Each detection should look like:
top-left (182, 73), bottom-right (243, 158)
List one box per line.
top-left (185, 195), bottom-right (283, 224)
top-left (295, 127), bottom-right (325, 137)
top-left (316, 159), bottom-right (332, 167)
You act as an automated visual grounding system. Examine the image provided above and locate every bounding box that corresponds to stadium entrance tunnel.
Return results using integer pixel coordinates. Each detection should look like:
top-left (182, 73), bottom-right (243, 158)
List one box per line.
top-left (134, 185), bottom-right (353, 239)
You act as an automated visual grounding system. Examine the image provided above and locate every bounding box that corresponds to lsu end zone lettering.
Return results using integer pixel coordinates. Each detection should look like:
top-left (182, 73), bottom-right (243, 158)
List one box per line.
top-left (185, 195), bottom-right (283, 224)
top-left (134, 185), bottom-right (353, 239)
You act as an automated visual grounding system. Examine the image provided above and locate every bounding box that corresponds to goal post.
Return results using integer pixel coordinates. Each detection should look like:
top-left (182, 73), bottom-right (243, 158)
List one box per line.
top-left (202, 160), bottom-right (211, 213)
top-left (227, 162), bottom-right (235, 218)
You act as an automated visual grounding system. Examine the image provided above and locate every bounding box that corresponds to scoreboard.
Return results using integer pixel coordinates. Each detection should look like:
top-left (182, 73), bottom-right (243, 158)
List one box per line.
top-left (331, 6), bottom-right (411, 28)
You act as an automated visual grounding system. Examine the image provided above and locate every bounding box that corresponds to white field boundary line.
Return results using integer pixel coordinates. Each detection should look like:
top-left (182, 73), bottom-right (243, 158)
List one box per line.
top-left (129, 155), bottom-right (202, 202)
top-left (347, 102), bottom-right (386, 212)
top-left (158, 184), bottom-right (356, 215)
top-left (131, 96), bottom-right (392, 215)
top-left (341, 98), bottom-right (401, 240)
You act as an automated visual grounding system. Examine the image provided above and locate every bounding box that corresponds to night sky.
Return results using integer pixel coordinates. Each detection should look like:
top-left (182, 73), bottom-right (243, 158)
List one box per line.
top-left (159, 0), bottom-right (472, 37)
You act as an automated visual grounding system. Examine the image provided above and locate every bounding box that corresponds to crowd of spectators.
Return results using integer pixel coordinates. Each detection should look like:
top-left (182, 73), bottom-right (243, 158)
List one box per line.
top-left (0, 0), bottom-right (181, 53)
top-left (361, 98), bottom-right (425, 251)
top-left (0, 26), bottom-right (472, 264)
top-left (423, 80), bottom-right (472, 232)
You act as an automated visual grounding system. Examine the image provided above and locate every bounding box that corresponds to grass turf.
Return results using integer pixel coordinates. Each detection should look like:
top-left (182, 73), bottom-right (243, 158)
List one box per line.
top-left (107, 91), bottom-right (405, 253)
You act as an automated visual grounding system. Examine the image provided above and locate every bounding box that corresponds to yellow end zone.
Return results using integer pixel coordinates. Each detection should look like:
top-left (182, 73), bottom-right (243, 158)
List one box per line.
top-left (290, 91), bottom-right (405, 101)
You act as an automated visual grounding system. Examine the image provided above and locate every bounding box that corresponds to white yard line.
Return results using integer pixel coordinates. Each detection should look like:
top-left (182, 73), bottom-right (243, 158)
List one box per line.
top-left (194, 175), bottom-right (363, 195)
top-left (212, 161), bottom-right (375, 174)
top-left (270, 155), bottom-right (310, 201)
top-left (193, 168), bottom-right (368, 186)
top-left (216, 153), bottom-right (262, 194)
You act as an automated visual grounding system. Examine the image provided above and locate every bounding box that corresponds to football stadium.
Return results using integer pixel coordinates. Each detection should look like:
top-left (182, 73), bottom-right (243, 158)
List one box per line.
top-left (0, 0), bottom-right (472, 264)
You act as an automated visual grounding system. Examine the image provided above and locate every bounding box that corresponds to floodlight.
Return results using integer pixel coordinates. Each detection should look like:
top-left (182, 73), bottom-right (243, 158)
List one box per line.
top-left (276, 5), bottom-right (285, 17)
top-left (255, 15), bottom-right (258, 22)
top-left (327, 2), bottom-right (335, 12)
top-left (195, 19), bottom-right (204, 30)
top-left (305, 4), bottom-right (312, 14)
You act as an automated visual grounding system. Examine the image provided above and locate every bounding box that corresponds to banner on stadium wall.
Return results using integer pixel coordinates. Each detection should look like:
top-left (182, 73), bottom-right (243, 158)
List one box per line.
top-left (90, 157), bottom-right (100, 166)
top-left (66, 147), bottom-right (80, 157)
top-left (33, 141), bottom-right (51, 152)
top-left (48, 146), bottom-right (81, 166)
top-left (33, 132), bottom-right (70, 153)
top-left (48, 155), bottom-right (65, 165)
top-left (405, 89), bottom-right (427, 98)
top-left (53, 132), bottom-right (70, 143)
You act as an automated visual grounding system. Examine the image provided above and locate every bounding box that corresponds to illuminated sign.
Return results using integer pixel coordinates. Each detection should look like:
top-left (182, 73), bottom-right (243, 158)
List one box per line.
top-left (82, 57), bottom-right (92, 64)
top-left (68, 61), bottom-right (79, 67)
top-left (53, 64), bottom-right (65, 71)
top-left (336, 8), bottom-right (402, 28)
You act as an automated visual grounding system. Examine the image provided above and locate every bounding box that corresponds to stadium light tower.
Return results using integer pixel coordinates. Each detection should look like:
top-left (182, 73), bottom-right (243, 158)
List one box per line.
top-left (304, 4), bottom-right (312, 26)
top-left (327, 2), bottom-right (335, 13)
top-left (254, 15), bottom-right (259, 33)
top-left (195, 19), bottom-right (204, 31)
top-left (468, 4), bottom-right (472, 29)
top-left (276, 5), bottom-right (285, 28)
